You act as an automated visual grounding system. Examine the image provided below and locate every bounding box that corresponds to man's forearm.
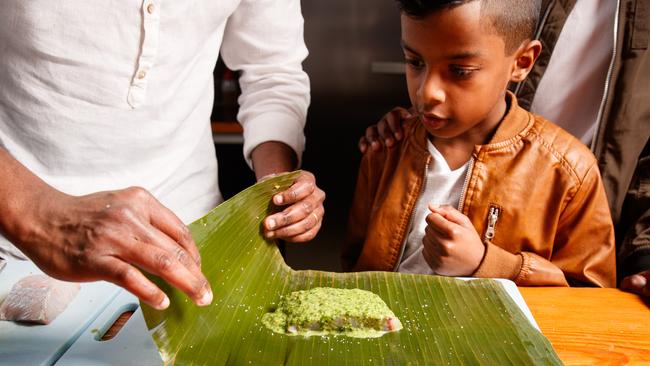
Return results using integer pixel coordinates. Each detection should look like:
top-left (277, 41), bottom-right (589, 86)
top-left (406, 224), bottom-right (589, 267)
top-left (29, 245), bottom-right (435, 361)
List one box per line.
top-left (250, 141), bottom-right (298, 180)
top-left (0, 148), bottom-right (214, 308)
top-left (0, 148), bottom-right (58, 246)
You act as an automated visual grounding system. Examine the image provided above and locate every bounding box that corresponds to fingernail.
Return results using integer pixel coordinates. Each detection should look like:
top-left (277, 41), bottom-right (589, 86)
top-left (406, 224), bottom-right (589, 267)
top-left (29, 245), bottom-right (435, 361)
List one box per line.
top-left (266, 231), bottom-right (275, 238)
top-left (632, 275), bottom-right (647, 288)
top-left (395, 132), bottom-right (403, 140)
top-left (267, 218), bottom-right (276, 229)
top-left (429, 203), bottom-right (440, 210)
top-left (156, 295), bottom-right (170, 310)
top-left (198, 289), bottom-right (213, 306)
top-left (274, 195), bottom-right (284, 205)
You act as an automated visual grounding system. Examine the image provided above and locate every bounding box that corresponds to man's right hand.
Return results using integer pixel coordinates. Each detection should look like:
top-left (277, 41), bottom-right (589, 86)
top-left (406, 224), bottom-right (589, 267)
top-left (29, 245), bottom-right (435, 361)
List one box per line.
top-left (16, 187), bottom-right (213, 310)
top-left (620, 269), bottom-right (650, 298)
top-left (358, 107), bottom-right (413, 153)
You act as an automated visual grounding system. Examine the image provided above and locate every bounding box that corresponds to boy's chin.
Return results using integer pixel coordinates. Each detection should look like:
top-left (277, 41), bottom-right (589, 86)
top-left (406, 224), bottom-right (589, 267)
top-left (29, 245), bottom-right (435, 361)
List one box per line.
top-left (423, 125), bottom-right (458, 140)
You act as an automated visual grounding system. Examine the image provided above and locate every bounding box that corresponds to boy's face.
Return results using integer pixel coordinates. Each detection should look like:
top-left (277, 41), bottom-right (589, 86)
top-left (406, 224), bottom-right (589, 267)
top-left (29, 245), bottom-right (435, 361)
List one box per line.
top-left (401, 2), bottom-right (533, 141)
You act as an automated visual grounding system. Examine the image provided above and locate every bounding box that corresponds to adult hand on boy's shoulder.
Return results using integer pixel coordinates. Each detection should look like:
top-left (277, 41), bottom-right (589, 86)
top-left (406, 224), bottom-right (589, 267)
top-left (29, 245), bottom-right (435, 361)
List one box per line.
top-left (262, 171), bottom-right (325, 243)
top-left (620, 269), bottom-right (650, 298)
top-left (421, 204), bottom-right (485, 276)
top-left (358, 107), bottom-right (414, 153)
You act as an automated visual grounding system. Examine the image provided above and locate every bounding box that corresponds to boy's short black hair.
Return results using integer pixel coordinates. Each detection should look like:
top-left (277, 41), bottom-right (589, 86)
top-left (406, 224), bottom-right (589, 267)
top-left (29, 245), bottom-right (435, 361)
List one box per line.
top-left (396, 0), bottom-right (541, 54)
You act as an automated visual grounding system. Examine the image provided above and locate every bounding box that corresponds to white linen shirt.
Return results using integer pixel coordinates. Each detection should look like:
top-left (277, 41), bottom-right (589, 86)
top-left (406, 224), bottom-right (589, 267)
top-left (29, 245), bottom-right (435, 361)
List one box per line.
top-left (0, 0), bottom-right (310, 258)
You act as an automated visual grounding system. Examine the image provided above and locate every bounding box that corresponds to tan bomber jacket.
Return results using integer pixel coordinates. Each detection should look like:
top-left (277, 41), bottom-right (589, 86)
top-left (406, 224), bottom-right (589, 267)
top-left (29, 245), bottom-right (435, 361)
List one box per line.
top-left (343, 93), bottom-right (616, 287)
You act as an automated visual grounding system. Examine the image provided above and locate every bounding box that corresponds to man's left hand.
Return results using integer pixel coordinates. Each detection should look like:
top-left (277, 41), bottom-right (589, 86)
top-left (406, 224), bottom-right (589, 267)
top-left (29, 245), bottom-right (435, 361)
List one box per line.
top-left (263, 171), bottom-right (325, 243)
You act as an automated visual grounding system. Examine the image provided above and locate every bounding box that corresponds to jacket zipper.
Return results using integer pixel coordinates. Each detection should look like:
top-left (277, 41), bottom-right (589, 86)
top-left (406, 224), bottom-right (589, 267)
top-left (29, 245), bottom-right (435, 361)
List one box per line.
top-left (393, 155), bottom-right (431, 270)
top-left (457, 158), bottom-right (475, 213)
top-left (483, 205), bottom-right (501, 242)
top-left (591, 0), bottom-right (620, 154)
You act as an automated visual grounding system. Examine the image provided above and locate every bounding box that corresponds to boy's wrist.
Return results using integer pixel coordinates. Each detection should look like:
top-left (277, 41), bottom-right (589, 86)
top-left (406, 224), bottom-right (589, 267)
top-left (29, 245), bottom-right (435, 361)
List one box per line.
top-left (471, 241), bottom-right (522, 280)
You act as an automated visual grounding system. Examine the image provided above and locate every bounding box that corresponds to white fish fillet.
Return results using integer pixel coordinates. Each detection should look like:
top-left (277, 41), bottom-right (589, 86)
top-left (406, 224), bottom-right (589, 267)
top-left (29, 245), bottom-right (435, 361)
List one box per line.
top-left (0, 274), bottom-right (80, 324)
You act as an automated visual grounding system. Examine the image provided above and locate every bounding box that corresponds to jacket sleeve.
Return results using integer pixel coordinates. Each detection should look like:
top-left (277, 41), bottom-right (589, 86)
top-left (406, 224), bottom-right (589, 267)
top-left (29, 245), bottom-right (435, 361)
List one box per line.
top-left (472, 242), bottom-right (569, 286)
top-left (544, 162), bottom-right (616, 287)
top-left (620, 209), bottom-right (650, 277)
top-left (342, 151), bottom-right (378, 271)
top-left (618, 154), bottom-right (650, 278)
top-left (473, 163), bottom-right (616, 287)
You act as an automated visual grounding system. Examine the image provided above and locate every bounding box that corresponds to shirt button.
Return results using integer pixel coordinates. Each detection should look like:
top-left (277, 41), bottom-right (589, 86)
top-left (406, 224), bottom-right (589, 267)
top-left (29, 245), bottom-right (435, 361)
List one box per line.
top-left (147, 3), bottom-right (155, 14)
top-left (137, 70), bottom-right (147, 79)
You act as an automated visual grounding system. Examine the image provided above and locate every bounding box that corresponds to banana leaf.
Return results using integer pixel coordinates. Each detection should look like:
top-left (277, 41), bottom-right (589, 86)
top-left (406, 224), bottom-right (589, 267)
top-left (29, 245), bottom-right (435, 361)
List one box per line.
top-left (142, 171), bottom-right (562, 365)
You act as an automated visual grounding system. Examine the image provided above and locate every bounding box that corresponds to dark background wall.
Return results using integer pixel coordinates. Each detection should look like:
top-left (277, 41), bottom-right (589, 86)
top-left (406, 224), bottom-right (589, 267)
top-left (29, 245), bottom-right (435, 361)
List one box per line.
top-left (215, 0), bottom-right (409, 272)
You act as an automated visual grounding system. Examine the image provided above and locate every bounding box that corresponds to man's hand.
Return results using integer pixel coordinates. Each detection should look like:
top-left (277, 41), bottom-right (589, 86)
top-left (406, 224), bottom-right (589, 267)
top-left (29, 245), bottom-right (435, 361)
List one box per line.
top-left (422, 204), bottom-right (485, 276)
top-left (17, 187), bottom-right (212, 310)
top-left (263, 171), bottom-right (325, 243)
top-left (250, 141), bottom-right (325, 243)
top-left (620, 269), bottom-right (650, 297)
top-left (358, 107), bottom-right (413, 153)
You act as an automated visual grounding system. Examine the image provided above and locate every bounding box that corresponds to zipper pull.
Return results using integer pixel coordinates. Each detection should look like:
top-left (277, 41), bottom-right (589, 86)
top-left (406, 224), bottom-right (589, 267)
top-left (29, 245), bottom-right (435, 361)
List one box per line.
top-left (484, 206), bottom-right (500, 241)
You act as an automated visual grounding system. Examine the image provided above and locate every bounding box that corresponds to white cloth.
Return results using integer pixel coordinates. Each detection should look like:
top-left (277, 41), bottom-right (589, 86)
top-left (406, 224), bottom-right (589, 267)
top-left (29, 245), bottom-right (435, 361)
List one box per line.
top-left (530, 0), bottom-right (616, 146)
top-left (0, 0), bottom-right (310, 258)
top-left (398, 141), bottom-right (469, 274)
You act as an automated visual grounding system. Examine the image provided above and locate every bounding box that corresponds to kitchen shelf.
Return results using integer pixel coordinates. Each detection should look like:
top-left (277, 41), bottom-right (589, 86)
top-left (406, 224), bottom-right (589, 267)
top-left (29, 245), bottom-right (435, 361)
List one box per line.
top-left (211, 121), bottom-right (243, 144)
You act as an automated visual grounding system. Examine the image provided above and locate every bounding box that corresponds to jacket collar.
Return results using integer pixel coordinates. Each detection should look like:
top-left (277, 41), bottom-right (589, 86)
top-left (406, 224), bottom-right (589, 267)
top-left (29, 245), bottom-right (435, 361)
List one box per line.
top-left (410, 91), bottom-right (534, 153)
top-left (485, 91), bottom-right (534, 148)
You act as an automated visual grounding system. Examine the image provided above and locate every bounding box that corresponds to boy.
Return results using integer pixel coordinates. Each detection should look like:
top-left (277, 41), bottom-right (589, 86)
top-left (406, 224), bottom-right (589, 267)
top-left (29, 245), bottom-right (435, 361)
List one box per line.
top-left (343, 0), bottom-right (616, 287)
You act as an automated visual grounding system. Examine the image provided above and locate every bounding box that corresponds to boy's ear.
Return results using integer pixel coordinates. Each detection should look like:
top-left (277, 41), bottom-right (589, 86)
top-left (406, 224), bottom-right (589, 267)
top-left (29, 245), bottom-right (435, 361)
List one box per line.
top-left (510, 40), bottom-right (542, 83)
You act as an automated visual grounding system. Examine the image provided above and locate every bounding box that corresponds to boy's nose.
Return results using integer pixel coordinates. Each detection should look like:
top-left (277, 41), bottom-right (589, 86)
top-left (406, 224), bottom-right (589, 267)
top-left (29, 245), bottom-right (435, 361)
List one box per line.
top-left (418, 76), bottom-right (446, 106)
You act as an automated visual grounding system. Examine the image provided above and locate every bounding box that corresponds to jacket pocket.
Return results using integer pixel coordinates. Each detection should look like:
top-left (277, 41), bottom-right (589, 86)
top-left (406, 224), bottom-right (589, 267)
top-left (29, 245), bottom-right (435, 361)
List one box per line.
top-left (629, 0), bottom-right (649, 50)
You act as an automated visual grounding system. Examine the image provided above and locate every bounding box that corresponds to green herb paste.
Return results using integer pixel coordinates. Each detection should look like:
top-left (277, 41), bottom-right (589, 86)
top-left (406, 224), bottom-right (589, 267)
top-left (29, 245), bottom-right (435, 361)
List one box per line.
top-left (261, 287), bottom-right (402, 338)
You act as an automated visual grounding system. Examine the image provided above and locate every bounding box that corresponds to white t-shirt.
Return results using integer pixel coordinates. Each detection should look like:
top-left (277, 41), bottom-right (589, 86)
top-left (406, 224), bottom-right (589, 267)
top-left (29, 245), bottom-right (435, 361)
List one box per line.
top-left (398, 141), bottom-right (469, 274)
top-left (0, 0), bottom-right (310, 258)
top-left (530, 0), bottom-right (616, 146)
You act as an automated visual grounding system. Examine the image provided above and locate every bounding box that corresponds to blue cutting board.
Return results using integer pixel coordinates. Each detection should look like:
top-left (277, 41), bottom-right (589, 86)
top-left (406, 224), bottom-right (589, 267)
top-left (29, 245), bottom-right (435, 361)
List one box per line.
top-left (0, 260), bottom-right (121, 366)
top-left (56, 291), bottom-right (162, 366)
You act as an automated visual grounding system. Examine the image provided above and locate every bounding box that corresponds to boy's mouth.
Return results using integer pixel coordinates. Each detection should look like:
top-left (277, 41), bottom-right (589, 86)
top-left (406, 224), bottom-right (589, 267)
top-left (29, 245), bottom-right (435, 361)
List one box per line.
top-left (420, 114), bottom-right (449, 130)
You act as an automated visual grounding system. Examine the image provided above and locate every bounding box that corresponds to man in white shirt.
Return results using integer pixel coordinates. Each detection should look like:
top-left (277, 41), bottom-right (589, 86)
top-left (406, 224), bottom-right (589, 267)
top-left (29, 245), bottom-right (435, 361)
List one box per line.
top-left (0, 0), bottom-right (325, 310)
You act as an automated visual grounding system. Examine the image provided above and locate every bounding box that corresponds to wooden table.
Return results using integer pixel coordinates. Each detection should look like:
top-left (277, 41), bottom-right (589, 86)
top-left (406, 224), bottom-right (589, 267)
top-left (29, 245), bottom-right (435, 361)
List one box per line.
top-left (520, 288), bottom-right (650, 365)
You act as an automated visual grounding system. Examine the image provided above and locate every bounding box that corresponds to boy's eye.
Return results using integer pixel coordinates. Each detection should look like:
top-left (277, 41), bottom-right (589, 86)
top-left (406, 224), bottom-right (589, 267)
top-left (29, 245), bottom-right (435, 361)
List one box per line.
top-left (449, 65), bottom-right (477, 78)
top-left (405, 58), bottom-right (424, 69)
